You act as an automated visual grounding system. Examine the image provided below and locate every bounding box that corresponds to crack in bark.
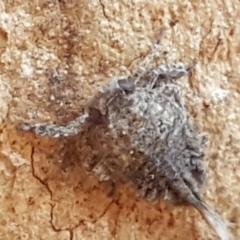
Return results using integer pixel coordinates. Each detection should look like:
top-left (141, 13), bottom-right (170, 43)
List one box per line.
top-left (30, 145), bottom-right (116, 239)
top-left (30, 146), bottom-right (52, 198)
top-left (210, 33), bottom-right (223, 62)
top-left (199, 23), bottom-right (213, 60)
top-left (30, 146), bottom-right (75, 239)
top-left (49, 203), bottom-right (81, 232)
top-left (127, 55), bottom-right (144, 69)
top-left (99, 0), bottom-right (110, 21)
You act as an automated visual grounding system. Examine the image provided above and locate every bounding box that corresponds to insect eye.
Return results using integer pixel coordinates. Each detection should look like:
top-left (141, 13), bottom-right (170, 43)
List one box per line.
top-left (118, 79), bottom-right (135, 93)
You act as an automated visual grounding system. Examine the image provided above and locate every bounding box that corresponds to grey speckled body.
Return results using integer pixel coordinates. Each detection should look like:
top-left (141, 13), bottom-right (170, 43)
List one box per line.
top-left (89, 73), bottom-right (207, 205)
top-left (18, 39), bottom-right (232, 239)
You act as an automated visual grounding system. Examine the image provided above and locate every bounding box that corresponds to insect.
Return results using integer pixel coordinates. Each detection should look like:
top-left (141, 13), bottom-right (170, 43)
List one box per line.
top-left (18, 30), bottom-right (232, 240)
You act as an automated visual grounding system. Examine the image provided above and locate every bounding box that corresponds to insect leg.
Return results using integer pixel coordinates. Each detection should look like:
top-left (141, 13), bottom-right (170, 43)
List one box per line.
top-left (17, 113), bottom-right (89, 138)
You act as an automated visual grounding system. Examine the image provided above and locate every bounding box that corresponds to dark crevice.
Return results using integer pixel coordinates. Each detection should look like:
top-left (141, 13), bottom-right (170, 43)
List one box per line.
top-left (30, 144), bottom-right (115, 238)
top-left (30, 146), bottom-right (79, 237)
top-left (99, 0), bottom-right (110, 21)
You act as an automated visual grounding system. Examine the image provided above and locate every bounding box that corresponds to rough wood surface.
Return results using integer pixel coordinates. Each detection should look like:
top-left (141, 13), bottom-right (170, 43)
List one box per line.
top-left (0, 1), bottom-right (240, 240)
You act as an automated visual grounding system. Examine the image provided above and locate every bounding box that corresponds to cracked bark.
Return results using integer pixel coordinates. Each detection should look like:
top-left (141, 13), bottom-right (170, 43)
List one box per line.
top-left (0, 0), bottom-right (239, 239)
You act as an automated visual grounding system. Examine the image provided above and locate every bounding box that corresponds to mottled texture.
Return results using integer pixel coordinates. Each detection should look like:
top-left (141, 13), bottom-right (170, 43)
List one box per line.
top-left (18, 60), bottom-right (231, 240)
top-left (0, 0), bottom-right (240, 240)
